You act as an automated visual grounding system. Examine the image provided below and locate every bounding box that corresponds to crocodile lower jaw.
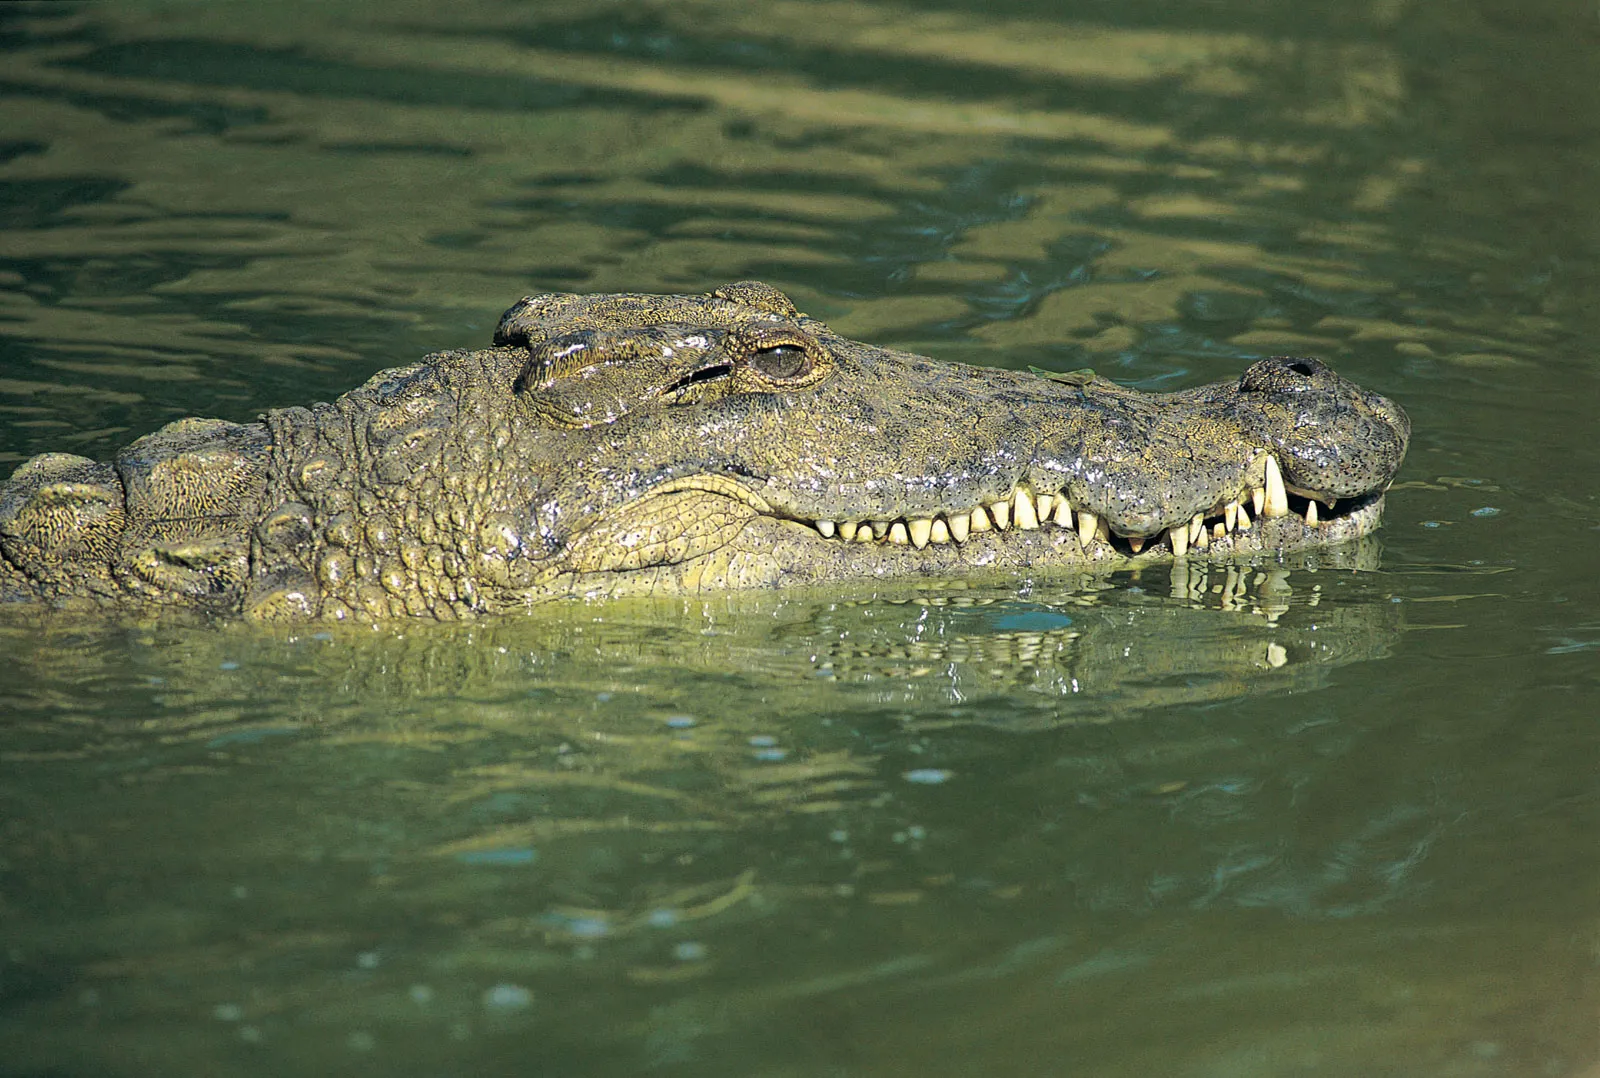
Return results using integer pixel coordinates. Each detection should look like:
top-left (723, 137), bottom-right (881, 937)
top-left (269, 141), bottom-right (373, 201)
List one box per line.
top-left (773, 492), bottom-right (1385, 567)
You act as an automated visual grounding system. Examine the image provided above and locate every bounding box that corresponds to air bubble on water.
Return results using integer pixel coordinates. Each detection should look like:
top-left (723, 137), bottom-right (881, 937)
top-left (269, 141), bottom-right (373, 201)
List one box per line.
top-left (903, 768), bottom-right (952, 784)
top-left (673, 941), bottom-right (708, 962)
top-left (482, 983), bottom-right (533, 1011)
top-left (554, 915), bottom-right (610, 938)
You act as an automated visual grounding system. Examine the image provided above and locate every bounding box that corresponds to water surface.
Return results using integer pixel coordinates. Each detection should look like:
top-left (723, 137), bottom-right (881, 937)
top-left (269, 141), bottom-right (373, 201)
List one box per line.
top-left (1, 1), bottom-right (1596, 1074)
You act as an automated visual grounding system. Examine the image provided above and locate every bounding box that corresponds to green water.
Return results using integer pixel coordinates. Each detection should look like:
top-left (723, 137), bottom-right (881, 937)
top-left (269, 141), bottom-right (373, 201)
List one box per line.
top-left (1, 1), bottom-right (1596, 1074)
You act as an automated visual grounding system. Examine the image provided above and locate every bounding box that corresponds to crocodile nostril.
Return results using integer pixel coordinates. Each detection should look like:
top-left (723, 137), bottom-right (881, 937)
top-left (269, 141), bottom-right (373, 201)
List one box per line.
top-left (1286, 359), bottom-right (1318, 377)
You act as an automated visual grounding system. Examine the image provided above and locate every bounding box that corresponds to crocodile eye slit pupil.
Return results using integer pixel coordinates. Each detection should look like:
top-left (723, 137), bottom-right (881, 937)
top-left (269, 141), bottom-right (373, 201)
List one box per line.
top-left (750, 344), bottom-right (810, 380)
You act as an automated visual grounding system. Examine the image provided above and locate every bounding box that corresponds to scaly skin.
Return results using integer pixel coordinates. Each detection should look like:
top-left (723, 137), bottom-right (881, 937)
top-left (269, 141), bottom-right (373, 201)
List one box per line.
top-left (0, 282), bottom-right (1409, 620)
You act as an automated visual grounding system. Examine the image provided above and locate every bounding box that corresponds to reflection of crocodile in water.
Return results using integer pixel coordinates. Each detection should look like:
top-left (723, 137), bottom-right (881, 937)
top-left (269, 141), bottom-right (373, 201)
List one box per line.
top-left (0, 282), bottom-right (1408, 620)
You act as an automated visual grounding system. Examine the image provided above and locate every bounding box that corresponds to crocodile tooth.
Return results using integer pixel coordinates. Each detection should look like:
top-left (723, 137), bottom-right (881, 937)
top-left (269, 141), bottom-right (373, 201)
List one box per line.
top-left (1189, 513), bottom-right (1204, 545)
top-left (871, 520), bottom-right (891, 539)
top-left (1096, 517), bottom-right (1111, 543)
top-left (969, 505), bottom-right (993, 533)
top-left (1263, 454), bottom-right (1289, 518)
top-left (855, 525), bottom-right (875, 543)
top-left (1304, 498), bottom-right (1318, 525)
top-left (1193, 519), bottom-right (1209, 549)
top-left (1128, 535), bottom-right (1146, 554)
top-left (1213, 521), bottom-right (1226, 541)
top-left (1013, 488), bottom-right (1039, 530)
top-left (888, 522), bottom-right (909, 544)
top-left (990, 499), bottom-right (1011, 530)
top-left (1077, 510), bottom-right (1097, 540)
top-left (1236, 503), bottom-right (1251, 531)
top-left (949, 512), bottom-right (970, 542)
top-left (1052, 495), bottom-right (1074, 528)
top-left (816, 520), bottom-right (836, 538)
top-left (839, 521), bottom-right (858, 542)
top-left (1225, 501), bottom-right (1239, 532)
top-left (1170, 523), bottom-right (1189, 557)
top-left (1036, 493), bottom-right (1054, 520)
top-left (930, 518), bottom-right (951, 544)
top-left (908, 518), bottom-right (933, 549)
top-left (1251, 486), bottom-right (1265, 517)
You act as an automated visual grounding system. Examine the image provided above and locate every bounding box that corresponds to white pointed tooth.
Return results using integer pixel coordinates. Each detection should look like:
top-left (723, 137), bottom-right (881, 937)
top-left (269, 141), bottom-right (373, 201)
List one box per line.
top-left (1252, 486), bottom-right (1265, 517)
top-left (1190, 513), bottom-right (1204, 545)
top-left (1263, 454), bottom-right (1289, 518)
top-left (1013, 488), bottom-right (1039, 530)
top-left (1305, 499), bottom-right (1319, 525)
top-left (1096, 517), bottom-right (1111, 543)
top-left (888, 522), bottom-right (909, 545)
top-left (908, 518), bottom-right (933, 549)
top-left (990, 499), bottom-right (1011, 530)
top-left (816, 520), bottom-right (836, 538)
top-left (1077, 510), bottom-right (1098, 540)
top-left (1193, 519), bottom-right (1209, 549)
top-left (969, 505), bottom-right (992, 533)
top-left (1213, 522), bottom-right (1226, 541)
top-left (1035, 493), bottom-right (1054, 520)
top-left (930, 518), bottom-right (951, 544)
top-left (1128, 535), bottom-right (1146, 554)
top-left (1170, 523), bottom-right (1189, 557)
top-left (1052, 494), bottom-right (1073, 528)
top-left (1225, 501), bottom-right (1239, 532)
top-left (1236, 503), bottom-right (1251, 531)
top-left (949, 512), bottom-right (970, 542)
top-left (871, 520), bottom-right (891, 539)
top-left (839, 521), bottom-right (858, 542)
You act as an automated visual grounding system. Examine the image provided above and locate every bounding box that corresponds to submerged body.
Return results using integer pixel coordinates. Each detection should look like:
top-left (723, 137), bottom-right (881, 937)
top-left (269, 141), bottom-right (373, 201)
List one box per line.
top-left (0, 282), bottom-right (1408, 620)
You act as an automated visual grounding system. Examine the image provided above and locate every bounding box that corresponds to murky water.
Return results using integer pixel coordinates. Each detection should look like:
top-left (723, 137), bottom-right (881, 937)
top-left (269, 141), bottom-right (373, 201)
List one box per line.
top-left (1, 1), bottom-right (1597, 1074)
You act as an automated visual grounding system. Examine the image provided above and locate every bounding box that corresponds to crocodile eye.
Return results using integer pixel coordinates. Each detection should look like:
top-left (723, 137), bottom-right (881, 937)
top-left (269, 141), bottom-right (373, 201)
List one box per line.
top-left (749, 343), bottom-right (811, 381)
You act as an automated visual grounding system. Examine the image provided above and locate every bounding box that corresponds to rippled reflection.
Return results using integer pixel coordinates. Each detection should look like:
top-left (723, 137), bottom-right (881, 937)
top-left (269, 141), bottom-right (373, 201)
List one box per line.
top-left (2, 0), bottom-right (1598, 1074)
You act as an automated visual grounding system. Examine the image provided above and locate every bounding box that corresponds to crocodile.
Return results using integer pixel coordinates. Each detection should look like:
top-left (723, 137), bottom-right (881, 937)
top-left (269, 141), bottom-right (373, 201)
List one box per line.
top-left (0, 281), bottom-right (1409, 621)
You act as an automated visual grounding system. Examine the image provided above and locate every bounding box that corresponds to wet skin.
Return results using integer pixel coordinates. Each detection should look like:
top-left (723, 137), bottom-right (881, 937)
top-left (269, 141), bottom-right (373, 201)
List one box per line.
top-left (0, 282), bottom-right (1408, 620)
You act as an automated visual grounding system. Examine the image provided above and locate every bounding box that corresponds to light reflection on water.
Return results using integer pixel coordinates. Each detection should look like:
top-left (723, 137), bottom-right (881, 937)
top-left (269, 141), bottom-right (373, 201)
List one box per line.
top-left (1, 0), bottom-right (1597, 1074)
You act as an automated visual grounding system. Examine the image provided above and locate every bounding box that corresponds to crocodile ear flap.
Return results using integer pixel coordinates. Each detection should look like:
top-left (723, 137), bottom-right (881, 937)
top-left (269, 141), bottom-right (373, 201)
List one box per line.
top-left (710, 281), bottom-right (800, 318)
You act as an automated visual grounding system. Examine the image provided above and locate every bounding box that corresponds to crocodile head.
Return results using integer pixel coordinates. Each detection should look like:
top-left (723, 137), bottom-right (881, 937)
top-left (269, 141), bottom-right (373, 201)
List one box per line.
top-left (473, 281), bottom-right (1407, 604)
top-left (0, 281), bottom-right (1408, 619)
